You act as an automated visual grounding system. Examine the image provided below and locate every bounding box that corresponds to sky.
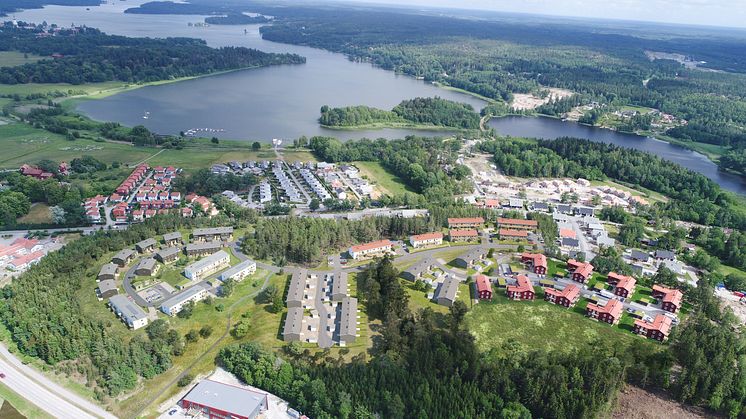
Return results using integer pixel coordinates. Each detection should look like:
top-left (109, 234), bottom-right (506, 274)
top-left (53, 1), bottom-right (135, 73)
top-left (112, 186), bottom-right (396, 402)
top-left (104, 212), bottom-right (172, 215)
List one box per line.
top-left (340, 0), bottom-right (746, 29)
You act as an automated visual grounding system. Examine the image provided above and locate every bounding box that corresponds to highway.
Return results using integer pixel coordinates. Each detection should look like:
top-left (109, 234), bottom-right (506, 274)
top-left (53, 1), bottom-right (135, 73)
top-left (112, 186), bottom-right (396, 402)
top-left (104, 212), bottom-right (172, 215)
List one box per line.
top-left (0, 344), bottom-right (115, 419)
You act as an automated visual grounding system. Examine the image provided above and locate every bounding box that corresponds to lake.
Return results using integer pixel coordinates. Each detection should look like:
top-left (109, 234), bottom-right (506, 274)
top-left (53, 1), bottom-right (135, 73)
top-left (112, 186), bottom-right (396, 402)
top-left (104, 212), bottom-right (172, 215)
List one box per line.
top-left (13, 2), bottom-right (746, 194)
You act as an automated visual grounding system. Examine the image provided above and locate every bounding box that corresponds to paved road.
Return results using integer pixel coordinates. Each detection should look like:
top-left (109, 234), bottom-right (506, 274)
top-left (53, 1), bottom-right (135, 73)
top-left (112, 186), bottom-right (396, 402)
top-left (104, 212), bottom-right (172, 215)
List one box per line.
top-left (0, 344), bottom-right (115, 419)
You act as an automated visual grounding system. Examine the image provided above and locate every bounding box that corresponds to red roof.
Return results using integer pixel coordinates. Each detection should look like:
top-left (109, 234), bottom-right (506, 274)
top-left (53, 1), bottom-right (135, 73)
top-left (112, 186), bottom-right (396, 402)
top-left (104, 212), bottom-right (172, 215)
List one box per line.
top-left (350, 240), bottom-right (393, 253)
top-left (477, 199), bottom-right (500, 208)
top-left (559, 228), bottom-right (576, 239)
top-left (10, 251), bottom-right (44, 268)
top-left (498, 218), bottom-right (538, 227)
top-left (652, 285), bottom-right (684, 307)
top-left (545, 283), bottom-right (580, 301)
top-left (634, 314), bottom-right (672, 336)
top-left (587, 299), bottom-right (623, 318)
top-left (450, 229), bottom-right (478, 237)
top-left (616, 276), bottom-right (636, 293)
top-left (568, 260), bottom-right (594, 278)
top-left (448, 217), bottom-right (484, 225)
top-left (521, 253), bottom-right (547, 269)
top-left (410, 232), bottom-right (443, 242)
top-left (475, 274), bottom-right (491, 294)
top-left (507, 274), bottom-right (533, 294)
top-left (499, 229), bottom-right (528, 238)
top-left (607, 272), bottom-right (632, 284)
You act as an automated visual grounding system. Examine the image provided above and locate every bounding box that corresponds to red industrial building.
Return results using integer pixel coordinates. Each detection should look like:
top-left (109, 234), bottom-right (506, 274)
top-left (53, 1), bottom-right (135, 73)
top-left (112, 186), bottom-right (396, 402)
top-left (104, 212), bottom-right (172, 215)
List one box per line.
top-left (180, 380), bottom-right (268, 419)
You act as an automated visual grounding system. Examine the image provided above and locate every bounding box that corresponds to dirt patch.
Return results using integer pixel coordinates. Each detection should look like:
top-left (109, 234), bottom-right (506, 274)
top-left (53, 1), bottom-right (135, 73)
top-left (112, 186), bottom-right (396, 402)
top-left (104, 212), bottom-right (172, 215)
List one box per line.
top-left (511, 88), bottom-right (574, 110)
top-left (612, 385), bottom-right (708, 419)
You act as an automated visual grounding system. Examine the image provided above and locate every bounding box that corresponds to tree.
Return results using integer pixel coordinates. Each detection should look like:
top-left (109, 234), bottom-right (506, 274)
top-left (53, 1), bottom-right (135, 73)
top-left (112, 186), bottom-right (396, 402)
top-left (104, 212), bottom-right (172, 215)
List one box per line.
top-left (177, 301), bottom-right (195, 319)
top-left (310, 198), bottom-right (320, 211)
top-left (221, 278), bottom-right (235, 297)
top-left (449, 300), bottom-right (468, 331)
top-left (211, 137), bottom-right (219, 144)
top-left (252, 141), bottom-right (261, 151)
top-left (177, 374), bottom-right (194, 387)
top-left (199, 325), bottom-right (213, 338)
top-left (185, 329), bottom-right (200, 343)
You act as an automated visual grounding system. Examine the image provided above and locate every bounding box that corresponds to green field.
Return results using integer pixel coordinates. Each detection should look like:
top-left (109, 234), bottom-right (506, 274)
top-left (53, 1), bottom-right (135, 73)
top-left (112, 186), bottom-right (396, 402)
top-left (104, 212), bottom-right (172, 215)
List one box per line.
top-left (466, 294), bottom-right (650, 355)
top-left (16, 203), bottom-right (53, 224)
top-left (354, 161), bottom-right (415, 196)
top-left (0, 81), bottom-right (127, 98)
top-left (0, 51), bottom-right (43, 68)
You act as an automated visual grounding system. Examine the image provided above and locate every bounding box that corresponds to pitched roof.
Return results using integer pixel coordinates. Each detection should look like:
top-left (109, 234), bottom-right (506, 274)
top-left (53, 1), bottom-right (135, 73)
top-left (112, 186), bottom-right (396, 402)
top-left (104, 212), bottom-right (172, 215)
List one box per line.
top-left (447, 217), bottom-right (484, 225)
top-left (499, 229), bottom-right (528, 238)
top-left (350, 240), bottom-right (392, 253)
top-left (410, 232), bottom-right (443, 242)
top-left (507, 274), bottom-right (533, 294)
top-left (498, 218), bottom-right (538, 227)
top-left (475, 274), bottom-right (491, 294)
top-left (587, 298), bottom-right (623, 318)
top-left (634, 314), bottom-right (673, 336)
top-left (559, 228), bottom-right (577, 239)
top-left (450, 229), bottom-right (479, 237)
top-left (545, 283), bottom-right (580, 301)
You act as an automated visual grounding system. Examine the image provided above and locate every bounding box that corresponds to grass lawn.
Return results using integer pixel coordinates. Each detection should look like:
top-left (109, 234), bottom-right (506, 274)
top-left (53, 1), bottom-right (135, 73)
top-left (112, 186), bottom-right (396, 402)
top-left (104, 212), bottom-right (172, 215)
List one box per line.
top-left (0, 81), bottom-right (127, 97)
top-left (0, 51), bottom-right (43, 68)
top-left (354, 161), bottom-right (415, 196)
top-left (16, 203), bottom-right (53, 224)
top-left (466, 294), bottom-right (649, 355)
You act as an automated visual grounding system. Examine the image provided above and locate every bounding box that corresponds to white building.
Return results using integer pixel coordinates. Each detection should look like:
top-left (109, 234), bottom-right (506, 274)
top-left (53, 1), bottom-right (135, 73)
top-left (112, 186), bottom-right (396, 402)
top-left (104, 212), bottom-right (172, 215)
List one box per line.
top-left (218, 259), bottom-right (257, 282)
top-left (184, 250), bottom-right (230, 281)
top-left (160, 284), bottom-right (209, 316)
top-left (348, 240), bottom-right (393, 260)
top-left (410, 232), bottom-right (444, 248)
top-left (109, 295), bottom-right (148, 330)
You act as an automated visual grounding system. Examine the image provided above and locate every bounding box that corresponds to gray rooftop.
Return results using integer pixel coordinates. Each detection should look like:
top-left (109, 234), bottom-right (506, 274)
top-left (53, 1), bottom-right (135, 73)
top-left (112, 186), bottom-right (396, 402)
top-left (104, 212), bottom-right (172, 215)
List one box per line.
top-left (531, 202), bottom-right (549, 210)
top-left (218, 259), bottom-right (257, 281)
top-left (331, 272), bottom-right (348, 297)
top-left (98, 279), bottom-right (117, 294)
top-left (283, 306), bottom-right (304, 337)
top-left (112, 248), bottom-right (135, 261)
top-left (185, 250), bottom-right (229, 273)
top-left (163, 232), bottom-right (182, 242)
top-left (98, 263), bottom-right (118, 277)
top-left (286, 270), bottom-right (306, 305)
top-left (155, 247), bottom-right (181, 260)
top-left (562, 237), bottom-right (580, 247)
top-left (339, 297), bottom-right (358, 337)
top-left (182, 380), bottom-right (265, 418)
top-left (136, 238), bottom-right (157, 249)
top-left (436, 277), bottom-right (459, 303)
top-left (405, 257), bottom-right (436, 276)
top-left (185, 242), bottom-right (222, 252)
top-left (109, 295), bottom-right (147, 322)
top-left (457, 248), bottom-right (486, 263)
top-left (631, 250), bottom-right (650, 261)
top-left (161, 284), bottom-right (208, 311)
top-left (137, 257), bottom-right (158, 272)
top-left (193, 227), bottom-right (234, 237)
top-left (655, 250), bottom-right (676, 260)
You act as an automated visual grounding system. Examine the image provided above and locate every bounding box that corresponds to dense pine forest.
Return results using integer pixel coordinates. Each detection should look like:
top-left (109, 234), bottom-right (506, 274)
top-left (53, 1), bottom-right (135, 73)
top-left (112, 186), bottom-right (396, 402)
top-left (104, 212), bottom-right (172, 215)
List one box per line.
top-left (0, 25), bottom-right (304, 84)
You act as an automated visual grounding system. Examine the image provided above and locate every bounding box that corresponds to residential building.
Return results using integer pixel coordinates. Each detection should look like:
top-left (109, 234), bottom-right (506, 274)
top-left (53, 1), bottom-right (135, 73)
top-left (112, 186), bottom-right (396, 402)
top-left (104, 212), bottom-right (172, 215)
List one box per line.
top-left (586, 299), bottom-right (623, 324)
top-left (521, 253), bottom-right (547, 276)
top-left (283, 307), bottom-right (304, 342)
top-left (218, 259), bottom-right (257, 282)
top-left (561, 237), bottom-right (580, 247)
top-left (475, 274), bottom-right (492, 300)
top-left (454, 248), bottom-right (486, 269)
top-left (654, 250), bottom-right (676, 261)
top-left (97, 279), bottom-right (118, 299)
top-left (112, 249), bottom-right (136, 267)
top-left (161, 284), bottom-right (209, 316)
top-left (544, 284), bottom-right (580, 308)
top-left (530, 202), bottom-right (549, 212)
top-left (652, 285), bottom-right (684, 313)
top-left (109, 295), bottom-right (148, 330)
top-left (134, 258), bottom-right (159, 276)
top-left (180, 379), bottom-right (267, 419)
top-left (339, 297), bottom-right (358, 344)
top-left (184, 251), bottom-right (230, 281)
top-left (449, 229), bottom-right (479, 242)
top-left (401, 258), bottom-right (436, 282)
top-left (476, 198), bottom-right (500, 209)
top-left (630, 250), bottom-right (650, 262)
top-left (435, 276), bottom-right (460, 307)
top-left (607, 272), bottom-right (636, 298)
top-left (97, 263), bottom-right (119, 282)
top-left (135, 238), bottom-right (157, 254)
top-left (634, 314), bottom-right (673, 342)
top-left (497, 217), bottom-right (538, 231)
top-left (331, 272), bottom-right (349, 302)
top-left (507, 275), bottom-right (534, 300)
top-left (192, 227), bottom-right (234, 242)
top-left (567, 259), bottom-right (594, 283)
top-left (348, 240), bottom-right (393, 260)
top-left (162, 232), bottom-right (182, 247)
top-left (409, 232), bottom-right (443, 248)
top-left (155, 247), bottom-right (181, 264)
top-left (185, 242), bottom-right (222, 257)
top-left (286, 270), bottom-right (307, 308)
top-left (447, 217), bottom-right (484, 229)
top-left (499, 229), bottom-right (528, 240)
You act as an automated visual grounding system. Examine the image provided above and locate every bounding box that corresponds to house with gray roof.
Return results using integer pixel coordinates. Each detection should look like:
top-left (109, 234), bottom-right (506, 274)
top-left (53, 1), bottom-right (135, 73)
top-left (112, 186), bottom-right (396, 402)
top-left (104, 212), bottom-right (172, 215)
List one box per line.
top-left (530, 202), bottom-right (549, 212)
top-left (630, 250), bottom-right (650, 262)
top-left (97, 279), bottom-right (118, 299)
top-left (135, 238), bottom-right (157, 254)
top-left (192, 227), bottom-right (233, 242)
top-left (162, 232), bottom-right (182, 247)
top-left (286, 270), bottom-right (307, 308)
top-left (562, 237), bottom-right (580, 248)
top-left (218, 259), bottom-right (257, 282)
top-left (283, 307), bottom-right (304, 342)
top-left (183, 251), bottom-right (230, 281)
top-left (435, 277), bottom-right (460, 307)
top-left (155, 247), bottom-right (181, 264)
top-left (185, 242), bottom-right (222, 257)
top-left (401, 257), bottom-right (437, 282)
top-left (454, 248), bottom-right (486, 269)
top-left (160, 284), bottom-right (209, 316)
top-left (556, 204), bottom-right (573, 214)
top-left (655, 250), bottom-right (676, 261)
top-left (109, 295), bottom-right (148, 329)
top-left (135, 258), bottom-right (159, 276)
top-left (97, 263), bottom-right (119, 282)
top-left (331, 272), bottom-right (349, 302)
top-left (338, 297), bottom-right (358, 344)
top-left (111, 249), bottom-right (136, 267)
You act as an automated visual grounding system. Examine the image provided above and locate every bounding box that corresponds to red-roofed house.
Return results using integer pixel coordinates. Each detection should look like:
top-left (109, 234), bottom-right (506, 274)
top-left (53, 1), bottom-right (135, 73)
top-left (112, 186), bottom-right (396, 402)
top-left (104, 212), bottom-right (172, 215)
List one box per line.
top-left (348, 240), bottom-right (393, 260)
top-left (171, 191), bottom-right (182, 202)
top-left (497, 217), bottom-right (538, 231)
top-left (19, 164), bottom-right (53, 179)
top-left (567, 259), bottom-right (594, 283)
top-left (447, 217), bottom-right (484, 229)
top-left (634, 314), bottom-right (673, 342)
top-left (132, 210), bottom-right (144, 222)
top-left (109, 193), bottom-right (123, 203)
top-left (506, 275), bottom-right (534, 300)
top-left (409, 232), bottom-right (443, 248)
top-left (652, 285), bottom-right (684, 313)
top-left (498, 229), bottom-right (528, 240)
top-left (449, 229), bottom-right (479, 242)
top-left (521, 253), bottom-right (547, 275)
top-left (559, 228), bottom-right (576, 239)
top-left (476, 199), bottom-right (500, 209)
top-left (586, 299), bottom-right (623, 324)
top-left (613, 275), bottom-right (636, 299)
top-left (9, 251), bottom-right (45, 270)
top-left (144, 209), bottom-right (157, 219)
top-left (544, 284), bottom-right (580, 308)
top-left (58, 162), bottom-right (69, 175)
top-left (181, 207), bottom-right (194, 218)
top-left (475, 274), bottom-right (492, 300)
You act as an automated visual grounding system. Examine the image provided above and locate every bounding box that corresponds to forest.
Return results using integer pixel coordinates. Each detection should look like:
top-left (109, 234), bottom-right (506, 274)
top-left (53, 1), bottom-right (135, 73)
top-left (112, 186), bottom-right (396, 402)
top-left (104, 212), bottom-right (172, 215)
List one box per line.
top-left (217, 258), bottom-right (746, 418)
top-left (319, 97), bottom-right (479, 129)
top-left (0, 25), bottom-right (304, 85)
